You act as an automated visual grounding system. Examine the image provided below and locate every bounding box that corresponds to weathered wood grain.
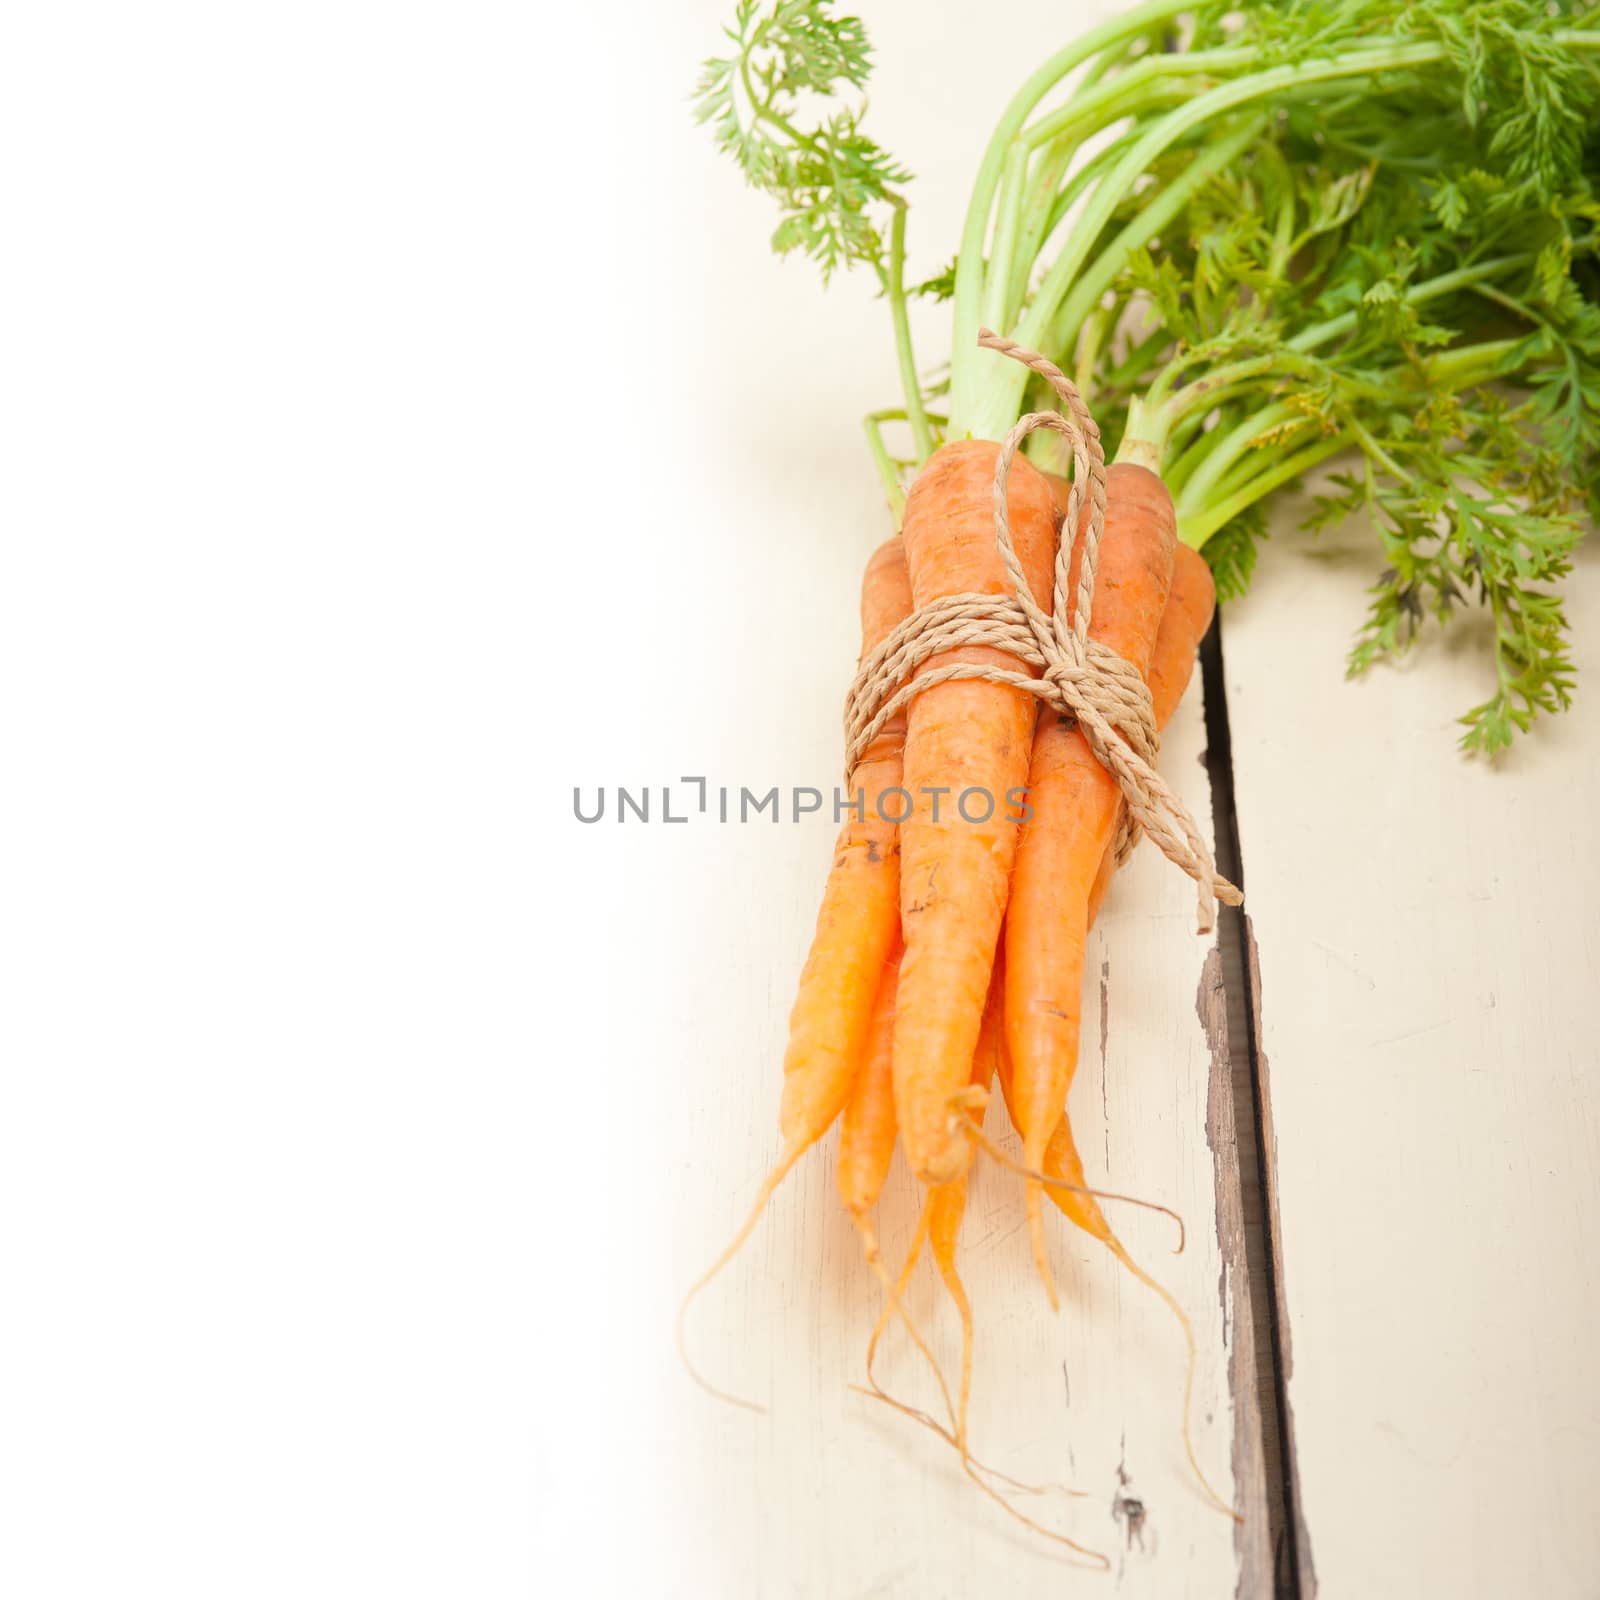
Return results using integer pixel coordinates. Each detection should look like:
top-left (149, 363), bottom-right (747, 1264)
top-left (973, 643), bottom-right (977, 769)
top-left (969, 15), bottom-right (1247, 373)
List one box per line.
top-left (1221, 507), bottom-right (1600, 1600)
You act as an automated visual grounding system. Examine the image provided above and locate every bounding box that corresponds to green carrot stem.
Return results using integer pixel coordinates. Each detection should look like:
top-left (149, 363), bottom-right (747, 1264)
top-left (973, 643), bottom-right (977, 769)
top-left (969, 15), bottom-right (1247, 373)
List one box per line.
top-left (1073, 301), bottom-right (1115, 409)
top-left (1288, 255), bottom-right (1534, 353)
top-left (1034, 124), bottom-right (1152, 262)
top-left (1180, 431), bottom-right (1354, 549)
top-left (887, 203), bottom-right (934, 463)
top-left (981, 142), bottom-right (1033, 336)
top-left (1003, 134), bottom-right (1077, 324)
top-left (1172, 399), bottom-right (1309, 511)
top-left (948, 0), bottom-right (1204, 433)
top-left (1050, 117), bottom-right (1264, 361)
top-left (862, 414), bottom-right (906, 522)
top-left (1424, 337), bottom-right (1525, 385)
top-left (979, 38), bottom-right (1482, 438)
top-left (1021, 44), bottom-right (1256, 154)
top-left (1148, 355), bottom-right (1281, 426)
top-left (1161, 416), bottom-right (1223, 499)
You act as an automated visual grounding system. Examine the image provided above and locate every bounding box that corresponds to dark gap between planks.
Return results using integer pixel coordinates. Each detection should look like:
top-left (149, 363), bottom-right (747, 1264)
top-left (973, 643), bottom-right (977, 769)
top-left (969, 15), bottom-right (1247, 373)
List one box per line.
top-left (1200, 617), bottom-right (1307, 1600)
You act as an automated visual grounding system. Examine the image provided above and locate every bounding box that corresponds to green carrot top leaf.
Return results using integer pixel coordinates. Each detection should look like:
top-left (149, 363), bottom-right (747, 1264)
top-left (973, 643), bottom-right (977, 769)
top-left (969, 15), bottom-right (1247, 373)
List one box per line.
top-left (693, 0), bottom-right (907, 282)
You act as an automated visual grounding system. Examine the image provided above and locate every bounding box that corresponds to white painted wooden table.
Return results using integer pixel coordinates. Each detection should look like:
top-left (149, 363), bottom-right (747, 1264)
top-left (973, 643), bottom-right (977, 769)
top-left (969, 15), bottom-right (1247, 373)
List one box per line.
top-left (627, 5), bottom-right (1600, 1596)
top-left (1223, 512), bottom-right (1600, 1599)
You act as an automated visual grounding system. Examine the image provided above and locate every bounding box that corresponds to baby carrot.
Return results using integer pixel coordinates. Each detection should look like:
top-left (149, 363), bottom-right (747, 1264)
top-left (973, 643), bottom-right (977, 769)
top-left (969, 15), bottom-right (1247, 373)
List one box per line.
top-left (679, 538), bottom-right (913, 1404)
top-left (894, 441), bottom-right (1057, 1187)
top-left (1004, 464), bottom-right (1176, 1306)
top-left (1086, 543), bottom-right (1217, 925)
top-left (837, 939), bottom-right (902, 1264)
top-left (778, 539), bottom-right (913, 1153)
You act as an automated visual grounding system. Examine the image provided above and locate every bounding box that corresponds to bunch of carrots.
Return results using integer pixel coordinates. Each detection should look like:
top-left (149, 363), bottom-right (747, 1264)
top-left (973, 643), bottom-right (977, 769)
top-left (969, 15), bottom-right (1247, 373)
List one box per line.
top-left (684, 0), bottom-right (1600, 1548)
top-left (682, 383), bottom-right (1233, 1540)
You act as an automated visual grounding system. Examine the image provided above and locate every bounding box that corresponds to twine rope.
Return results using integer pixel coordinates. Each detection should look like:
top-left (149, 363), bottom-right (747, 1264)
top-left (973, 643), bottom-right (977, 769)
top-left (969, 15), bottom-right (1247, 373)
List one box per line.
top-left (843, 330), bottom-right (1241, 934)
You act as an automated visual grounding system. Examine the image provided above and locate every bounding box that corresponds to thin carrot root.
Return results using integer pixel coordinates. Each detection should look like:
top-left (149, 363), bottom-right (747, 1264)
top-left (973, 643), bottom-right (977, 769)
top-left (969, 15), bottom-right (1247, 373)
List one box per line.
top-left (856, 1190), bottom-right (1103, 1564)
top-left (854, 1048), bottom-right (1103, 1537)
top-left (1025, 1180), bottom-right (1060, 1313)
top-left (970, 1460), bottom-right (1091, 1502)
top-left (861, 1206), bottom-right (958, 1438)
top-left (1104, 1235), bottom-right (1240, 1522)
top-left (1033, 1112), bottom-right (1237, 1522)
top-left (848, 1209), bottom-right (882, 1270)
top-left (675, 1142), bottom-right (807, 1412)
top-left (849, 1384), bottom-right (1087, 1502)
top-left (865, 1195), bottom-right (932, 1386)
top-left (928, 1179), bottom-right (975, 1457)
top-left (955, 1454), bottom-right (1110, 1570)
top-left (860, 1195), bottom-right (1005, 1478)
top-left (951, 1099), bottom-right (1187, 1255)
top-left (853, 1203), bottom-right (960, 1436)
top-left (855, 1379), bottom-right (1109, 1569)
top-left (924, 1032), bottom-right (990, 1449)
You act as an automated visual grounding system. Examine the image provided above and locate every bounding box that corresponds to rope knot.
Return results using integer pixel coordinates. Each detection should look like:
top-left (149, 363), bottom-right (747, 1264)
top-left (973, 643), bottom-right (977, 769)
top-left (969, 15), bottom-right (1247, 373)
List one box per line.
top-left (843, 330), bottom-right (1241, 935)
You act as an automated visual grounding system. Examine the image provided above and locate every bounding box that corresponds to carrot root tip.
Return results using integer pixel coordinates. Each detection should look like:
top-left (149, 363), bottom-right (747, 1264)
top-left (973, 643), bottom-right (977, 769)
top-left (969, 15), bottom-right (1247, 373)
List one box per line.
top-left (676, 1143), bottom-right (808, 1415)
top-left (1025, 1182), bottom-right (1062, 1313)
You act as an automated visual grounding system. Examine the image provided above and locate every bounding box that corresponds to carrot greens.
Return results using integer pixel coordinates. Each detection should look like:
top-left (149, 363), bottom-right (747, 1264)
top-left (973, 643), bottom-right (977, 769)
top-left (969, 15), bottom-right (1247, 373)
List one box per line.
top-left (699, 0), bottom-right (1600, 747)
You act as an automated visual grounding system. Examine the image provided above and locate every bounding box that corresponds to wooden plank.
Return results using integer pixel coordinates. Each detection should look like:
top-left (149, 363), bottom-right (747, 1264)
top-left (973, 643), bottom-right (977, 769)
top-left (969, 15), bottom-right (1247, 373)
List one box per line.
top-left (1221, 505), bottom-right (1600, 1598)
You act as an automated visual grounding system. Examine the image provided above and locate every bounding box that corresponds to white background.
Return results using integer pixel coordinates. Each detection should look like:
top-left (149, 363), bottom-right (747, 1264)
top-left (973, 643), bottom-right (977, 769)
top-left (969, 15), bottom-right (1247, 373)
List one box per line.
top-left (1, 2), bottom-right (1089, 1594)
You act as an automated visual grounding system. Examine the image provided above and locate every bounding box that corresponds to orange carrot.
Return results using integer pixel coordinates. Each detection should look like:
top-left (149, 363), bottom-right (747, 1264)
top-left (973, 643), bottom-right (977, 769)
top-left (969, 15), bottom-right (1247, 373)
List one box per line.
top-left (894, 442), bottom-right (1058, 1187)
top-left (837, 938), bottom-right (902, 1265)
top-left (1086, 543), bottom-right (1216, 926)
top-left (779, 539), bottom-right (913, 1153)
top-left (1004, 465), bottom-right (1176, 1305)
top-left (997, 541), bottom-right (1214, 1266)
top-left (679, 538), bottom-right (913, 1404)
